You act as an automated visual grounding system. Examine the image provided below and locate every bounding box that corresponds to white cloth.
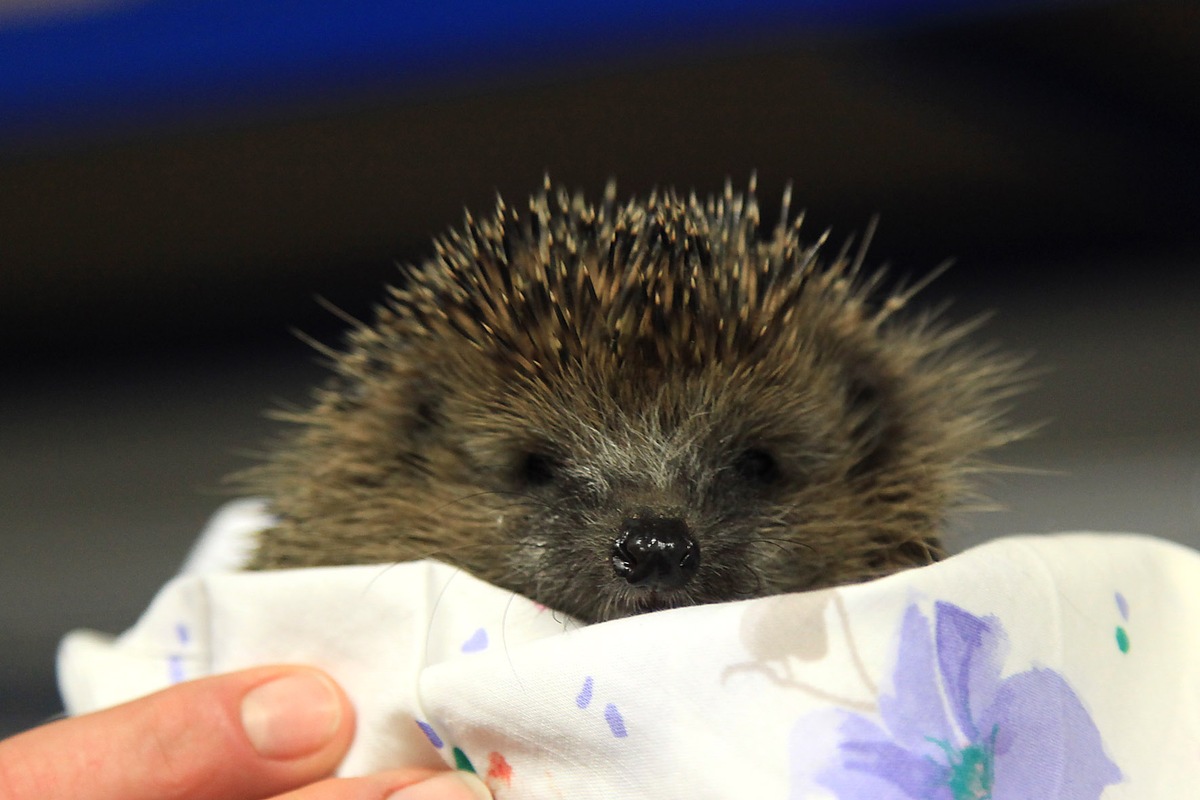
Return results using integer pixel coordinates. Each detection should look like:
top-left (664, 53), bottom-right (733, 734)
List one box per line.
top-left (59, 501), bottom-right (1200, 798)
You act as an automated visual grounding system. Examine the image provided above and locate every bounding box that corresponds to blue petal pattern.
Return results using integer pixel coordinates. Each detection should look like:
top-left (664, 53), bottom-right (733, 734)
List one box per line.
top-left (808, 601), bottom-right (1120, 799)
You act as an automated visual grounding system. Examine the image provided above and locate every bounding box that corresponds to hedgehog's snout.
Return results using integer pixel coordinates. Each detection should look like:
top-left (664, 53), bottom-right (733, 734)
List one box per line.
top-left (610, 511), bottom-right (700, 590)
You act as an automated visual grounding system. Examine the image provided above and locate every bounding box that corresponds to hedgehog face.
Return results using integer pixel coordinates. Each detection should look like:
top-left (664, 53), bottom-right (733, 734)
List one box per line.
top-left (248, 179), bottom-right (1022, 623)
top-left (415, 344), bottom-right (943, 622)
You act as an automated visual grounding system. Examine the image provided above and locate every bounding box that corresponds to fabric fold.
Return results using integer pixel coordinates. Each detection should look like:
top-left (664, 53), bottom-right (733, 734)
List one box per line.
top-left (58, 501), bottom-right (1200, 798)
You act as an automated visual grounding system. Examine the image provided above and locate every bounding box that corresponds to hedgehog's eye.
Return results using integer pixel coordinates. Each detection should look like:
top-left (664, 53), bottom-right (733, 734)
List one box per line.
top-left (732, 447), bottom-right (781, 485)
top-left (517, 452), bottom-right (559, 488)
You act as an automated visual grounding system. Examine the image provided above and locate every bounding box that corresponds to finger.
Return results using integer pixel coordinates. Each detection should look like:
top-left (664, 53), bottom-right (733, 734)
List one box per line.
top-left (273, 770), bottom-right (493, 800)
top-left (0, 665), bottom-right (355, 800)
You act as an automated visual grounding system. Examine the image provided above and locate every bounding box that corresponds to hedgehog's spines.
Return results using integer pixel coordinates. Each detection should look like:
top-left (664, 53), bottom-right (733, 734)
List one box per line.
top-left (374, 179), bottom-right (980, 387)
top-left (775, 182), bottom-right (794, 244)
top-left (850, 215), bottom-right (879, 281)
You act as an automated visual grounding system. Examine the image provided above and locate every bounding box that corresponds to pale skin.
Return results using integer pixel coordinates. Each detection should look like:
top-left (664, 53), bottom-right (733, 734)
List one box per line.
top-left (0, 666), bottom-right (491, 800)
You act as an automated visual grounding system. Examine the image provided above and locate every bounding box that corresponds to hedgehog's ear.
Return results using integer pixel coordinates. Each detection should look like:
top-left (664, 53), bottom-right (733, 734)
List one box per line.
top-left (844, 366), bottom-right (893, 479)
top-left (404, 378), bottom-right (445, 445)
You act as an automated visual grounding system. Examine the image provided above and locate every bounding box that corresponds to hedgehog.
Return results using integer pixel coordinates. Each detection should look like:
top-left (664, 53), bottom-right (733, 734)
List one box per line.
top-left (244, 177), bottom-right (1025, 623)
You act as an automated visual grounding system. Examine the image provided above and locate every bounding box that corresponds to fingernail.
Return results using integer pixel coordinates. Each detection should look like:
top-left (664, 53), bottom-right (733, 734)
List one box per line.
top-left (386, 771), bottom-right (493, 800)
top-left (240, 671), bottom-right (343, 759)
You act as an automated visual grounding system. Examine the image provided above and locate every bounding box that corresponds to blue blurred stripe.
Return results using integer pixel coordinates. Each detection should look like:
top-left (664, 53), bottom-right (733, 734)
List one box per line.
top-left (0, 0), bottom-right (1040, 138)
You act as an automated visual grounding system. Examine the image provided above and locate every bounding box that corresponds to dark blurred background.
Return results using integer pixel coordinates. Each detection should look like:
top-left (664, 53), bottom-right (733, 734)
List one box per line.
top-left (2, 0), bottom-right (1198, 736)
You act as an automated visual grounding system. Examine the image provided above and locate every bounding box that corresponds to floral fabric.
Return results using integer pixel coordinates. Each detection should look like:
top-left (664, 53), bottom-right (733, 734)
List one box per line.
top-left (803, 602), bottom-right (1120, 799)
top-left (59, 501), bottom-right (1200, 798)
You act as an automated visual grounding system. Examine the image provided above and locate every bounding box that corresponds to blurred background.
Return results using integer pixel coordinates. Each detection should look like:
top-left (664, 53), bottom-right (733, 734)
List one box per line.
top-left (2, 0), bottom-right (1198, 736)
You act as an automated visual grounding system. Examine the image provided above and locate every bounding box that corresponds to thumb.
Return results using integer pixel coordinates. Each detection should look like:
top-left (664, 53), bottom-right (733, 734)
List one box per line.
top-left (0, 665), bottom-right (355, 800)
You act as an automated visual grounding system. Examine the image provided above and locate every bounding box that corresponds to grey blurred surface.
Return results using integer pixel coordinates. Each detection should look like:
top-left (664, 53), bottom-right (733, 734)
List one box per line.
top-left (3, 0), bottom-right (1199, 738)
top-left (944, 261), bottom-right (1200, 550)
top-left (0, 350), bottom-right (321, 733)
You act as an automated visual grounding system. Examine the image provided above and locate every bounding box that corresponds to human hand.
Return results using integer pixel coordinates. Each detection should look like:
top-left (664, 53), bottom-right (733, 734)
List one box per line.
top-left (0, 665), bottom-right (491, 800)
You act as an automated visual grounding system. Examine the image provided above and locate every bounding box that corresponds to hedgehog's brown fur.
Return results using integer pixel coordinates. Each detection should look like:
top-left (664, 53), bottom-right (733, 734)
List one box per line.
top-left (244, 177), bottom-right (1025, 623)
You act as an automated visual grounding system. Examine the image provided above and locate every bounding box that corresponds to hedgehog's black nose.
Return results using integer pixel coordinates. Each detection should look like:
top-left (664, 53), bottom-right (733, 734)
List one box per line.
top-left (611, 515), bottom-right (700, 590)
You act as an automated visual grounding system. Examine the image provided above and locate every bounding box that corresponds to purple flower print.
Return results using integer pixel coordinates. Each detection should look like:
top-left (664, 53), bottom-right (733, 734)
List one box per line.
top-left (813, 602), bottom-right (1120, 800)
